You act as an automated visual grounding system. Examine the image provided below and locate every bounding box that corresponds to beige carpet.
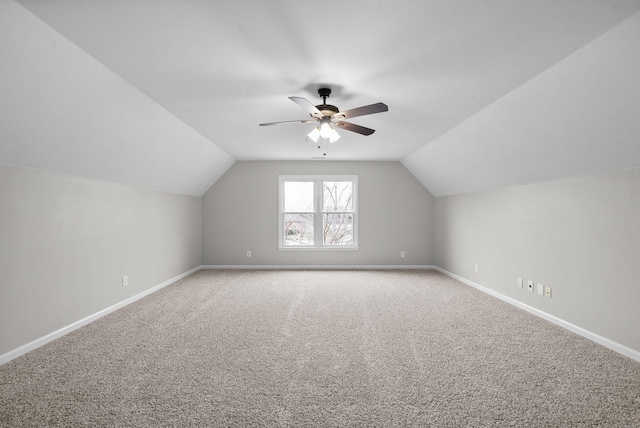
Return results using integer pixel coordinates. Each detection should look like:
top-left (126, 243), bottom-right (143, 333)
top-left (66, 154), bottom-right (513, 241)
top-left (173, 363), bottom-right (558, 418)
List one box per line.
top-left (1, 269), bottom-right (639, 427)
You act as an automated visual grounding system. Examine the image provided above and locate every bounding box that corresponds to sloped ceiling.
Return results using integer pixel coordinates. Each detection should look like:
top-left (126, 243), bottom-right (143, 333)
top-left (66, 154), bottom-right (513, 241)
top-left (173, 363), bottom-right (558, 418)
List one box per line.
top-left (404, 8), bottom-right (640, 196)
top-left (1, 0), bottom-right (640, 196)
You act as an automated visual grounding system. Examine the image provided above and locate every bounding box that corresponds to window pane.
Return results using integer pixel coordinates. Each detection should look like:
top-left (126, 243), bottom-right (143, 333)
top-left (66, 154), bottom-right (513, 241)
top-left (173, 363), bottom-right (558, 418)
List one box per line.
top-left (279, 175), bottom-right (357, 249)
top-left (323, 181), bottom-right (353, 212)
top-left (323, 213), bottom-right (353, 245)
top-left (284, 181), bottom-right (314, 212)
top-left (283, 213), bottom-right (315, 245)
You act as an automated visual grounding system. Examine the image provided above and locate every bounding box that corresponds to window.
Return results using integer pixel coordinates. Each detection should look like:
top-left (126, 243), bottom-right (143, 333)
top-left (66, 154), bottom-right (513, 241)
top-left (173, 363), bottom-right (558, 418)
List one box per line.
top-left (279, 175), bottom-right (358, 249)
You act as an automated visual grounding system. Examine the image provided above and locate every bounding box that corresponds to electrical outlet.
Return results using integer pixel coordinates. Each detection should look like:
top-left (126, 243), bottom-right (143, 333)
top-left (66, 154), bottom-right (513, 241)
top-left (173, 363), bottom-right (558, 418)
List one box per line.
top-left (400, 251), bottom-right (405, 258)
top-left (246, 251), bottom-right (252, 258)
top-left (122, 276), bottom-right (128, 287)
top-left (545, 286), bottom-right (552, 298)
top-left (527, 280), bottom-right (534, 292)
top-left (517, 278), bottom-right (523, 288)
top-left (537, 283), bottom-right (545, 296)
top-left (474, 264), bottom-right (479, 273)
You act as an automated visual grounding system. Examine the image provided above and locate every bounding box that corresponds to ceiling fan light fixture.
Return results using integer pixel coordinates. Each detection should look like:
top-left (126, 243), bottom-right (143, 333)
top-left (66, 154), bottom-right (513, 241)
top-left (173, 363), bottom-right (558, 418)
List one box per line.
top-left (307, 127), bottom-right (320, 143)
top-left (319, 118), bottom-right (332, 139)
top-left (309, 117), bottom-right (340, 143)
top-left (329, 128), bottom-right (341, 143)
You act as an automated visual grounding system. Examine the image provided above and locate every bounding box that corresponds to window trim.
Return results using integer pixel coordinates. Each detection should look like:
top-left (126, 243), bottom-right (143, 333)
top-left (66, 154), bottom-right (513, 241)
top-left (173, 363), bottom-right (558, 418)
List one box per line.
top-left (278, 174), bottom-right (358, 250)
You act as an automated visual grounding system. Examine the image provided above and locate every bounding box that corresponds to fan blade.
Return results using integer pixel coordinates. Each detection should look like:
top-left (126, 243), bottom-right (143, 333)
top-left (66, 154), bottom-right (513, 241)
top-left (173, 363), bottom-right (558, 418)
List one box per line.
top-left (334, 121), bottom-right (375, 136)
top-left (335, 102), bottom-right (388, 120)
top-left (259, 119), bottom-right (317, 126)
top-left (289, 96), bottom-right (323, 117)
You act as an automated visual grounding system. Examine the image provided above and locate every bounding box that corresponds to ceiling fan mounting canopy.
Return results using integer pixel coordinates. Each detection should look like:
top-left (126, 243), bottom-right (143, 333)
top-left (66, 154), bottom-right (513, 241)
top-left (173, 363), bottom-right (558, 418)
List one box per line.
top-left (317, 87), bottom-right (332, 98)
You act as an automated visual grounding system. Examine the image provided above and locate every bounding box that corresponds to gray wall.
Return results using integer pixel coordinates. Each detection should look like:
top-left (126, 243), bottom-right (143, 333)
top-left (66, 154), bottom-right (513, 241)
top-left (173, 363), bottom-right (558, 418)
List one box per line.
top-left (434, 168), bottom-right (640, 352)
top-left (0, 165), bottom-right (202, 356)
top-left (5, 159), bottom-right (637, 359)
top-left (202, 161), bottom-right (434, 266)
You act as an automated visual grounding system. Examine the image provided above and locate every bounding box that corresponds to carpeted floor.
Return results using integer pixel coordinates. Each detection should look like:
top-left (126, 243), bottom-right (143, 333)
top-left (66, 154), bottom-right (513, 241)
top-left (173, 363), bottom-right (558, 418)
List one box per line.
top-left (1, 269), bottom-right (639, 427)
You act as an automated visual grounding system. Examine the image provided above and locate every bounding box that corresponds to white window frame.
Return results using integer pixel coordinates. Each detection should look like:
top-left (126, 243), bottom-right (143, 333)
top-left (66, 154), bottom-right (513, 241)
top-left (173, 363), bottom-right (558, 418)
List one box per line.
top-left (278, 175), bottom-right (358, 250)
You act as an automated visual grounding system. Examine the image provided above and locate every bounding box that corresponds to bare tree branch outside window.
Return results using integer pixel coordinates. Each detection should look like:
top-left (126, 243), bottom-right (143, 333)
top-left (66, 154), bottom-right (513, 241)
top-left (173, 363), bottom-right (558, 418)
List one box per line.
top-left (322, 181), bottom-right (353, 245)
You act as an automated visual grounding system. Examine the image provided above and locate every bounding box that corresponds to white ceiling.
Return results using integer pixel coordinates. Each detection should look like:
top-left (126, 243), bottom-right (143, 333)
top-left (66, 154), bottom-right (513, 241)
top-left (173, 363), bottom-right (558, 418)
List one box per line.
top-left (2, 0), bottom-right (640, 196)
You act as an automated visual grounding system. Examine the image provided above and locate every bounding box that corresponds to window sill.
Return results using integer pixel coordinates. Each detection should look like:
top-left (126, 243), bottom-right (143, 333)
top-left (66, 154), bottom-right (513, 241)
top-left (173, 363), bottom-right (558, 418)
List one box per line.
top-left (278, 246), bottom-right (359, 251)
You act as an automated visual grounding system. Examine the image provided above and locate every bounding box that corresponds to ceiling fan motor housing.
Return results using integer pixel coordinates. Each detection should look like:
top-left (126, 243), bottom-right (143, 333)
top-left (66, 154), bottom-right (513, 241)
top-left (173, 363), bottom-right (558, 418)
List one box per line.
top-left (316, 104), bottom-right (339, 117)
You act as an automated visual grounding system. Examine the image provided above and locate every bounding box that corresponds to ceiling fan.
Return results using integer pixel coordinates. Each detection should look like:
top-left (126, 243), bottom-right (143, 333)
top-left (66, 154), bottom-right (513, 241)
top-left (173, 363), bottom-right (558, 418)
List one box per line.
top-left (259, 88), bottom-right (388, 143)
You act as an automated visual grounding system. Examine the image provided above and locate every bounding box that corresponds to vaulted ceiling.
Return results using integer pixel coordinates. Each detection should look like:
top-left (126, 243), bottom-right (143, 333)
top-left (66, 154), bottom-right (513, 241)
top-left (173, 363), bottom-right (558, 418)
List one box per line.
top-left (2, 1), bottom-right (640, 196)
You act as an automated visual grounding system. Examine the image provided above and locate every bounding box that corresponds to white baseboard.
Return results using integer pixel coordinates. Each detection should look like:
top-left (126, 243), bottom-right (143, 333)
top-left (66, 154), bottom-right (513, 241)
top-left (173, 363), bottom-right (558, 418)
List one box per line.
top-left (432, 266), bottom-right (640, 363)
top-left (0, 266), bottom-right (202, 366)
top-left (201, 264), bottom-right (436, 270)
